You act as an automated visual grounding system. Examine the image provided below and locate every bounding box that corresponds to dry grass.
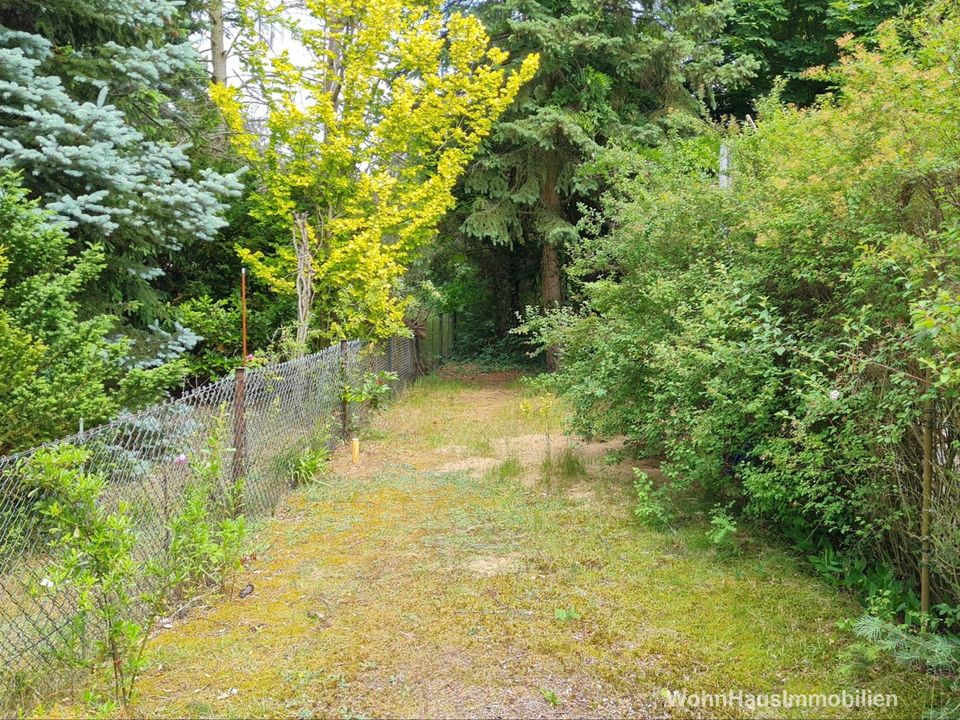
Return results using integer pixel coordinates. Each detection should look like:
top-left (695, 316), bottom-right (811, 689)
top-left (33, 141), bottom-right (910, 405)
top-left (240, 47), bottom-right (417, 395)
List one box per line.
top-left (37, 370), bottom-right (945, 718)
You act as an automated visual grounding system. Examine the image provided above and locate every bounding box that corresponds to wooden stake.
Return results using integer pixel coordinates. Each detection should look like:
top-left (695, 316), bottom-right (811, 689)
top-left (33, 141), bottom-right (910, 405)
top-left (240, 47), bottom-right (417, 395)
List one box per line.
top-left (351, 437), bottom-right (360, 464)
top-left (921, 396), bottom-right (933, 617)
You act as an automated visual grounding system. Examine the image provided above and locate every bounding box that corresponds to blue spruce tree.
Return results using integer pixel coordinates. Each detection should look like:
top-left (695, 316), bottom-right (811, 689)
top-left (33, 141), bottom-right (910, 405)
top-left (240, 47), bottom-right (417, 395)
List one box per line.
top-left (0, 0), bottom-right (242, 358)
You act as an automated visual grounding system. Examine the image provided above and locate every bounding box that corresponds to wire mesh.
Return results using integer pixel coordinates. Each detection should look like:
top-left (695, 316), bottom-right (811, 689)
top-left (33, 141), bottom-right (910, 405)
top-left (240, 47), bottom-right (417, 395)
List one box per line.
top-left (0, 337), bottom-right (418, 696)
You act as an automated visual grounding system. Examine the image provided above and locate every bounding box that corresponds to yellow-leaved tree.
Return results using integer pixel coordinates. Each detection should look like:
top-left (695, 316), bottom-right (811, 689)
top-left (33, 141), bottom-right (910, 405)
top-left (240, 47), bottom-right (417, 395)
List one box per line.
top-left (212, 0), bottom-right (538, 348)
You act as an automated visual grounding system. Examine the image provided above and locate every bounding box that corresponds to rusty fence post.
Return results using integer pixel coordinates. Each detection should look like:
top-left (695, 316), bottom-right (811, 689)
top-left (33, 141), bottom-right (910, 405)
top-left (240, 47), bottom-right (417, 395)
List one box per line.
top-left (340, 339), bottom-right (350, 441)
top-left (231, 366), bottom-right (246, 483)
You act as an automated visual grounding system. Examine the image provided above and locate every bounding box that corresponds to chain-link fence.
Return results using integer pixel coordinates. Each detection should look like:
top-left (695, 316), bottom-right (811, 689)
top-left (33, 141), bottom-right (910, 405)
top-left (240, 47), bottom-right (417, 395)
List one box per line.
top-left (0, 337), bottom-right (418, 698)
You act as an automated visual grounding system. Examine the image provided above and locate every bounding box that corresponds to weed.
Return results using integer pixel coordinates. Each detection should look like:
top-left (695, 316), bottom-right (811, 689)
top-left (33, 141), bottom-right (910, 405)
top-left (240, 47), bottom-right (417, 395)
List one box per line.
top-left (706, 503), bottom-right (738, 554)
top-left (540, 446), bottom-right (586, 487)
top-left (603, 448), bottom-right (626, 465)
top-left (81, 689), bottom-right (118, 718)
top-left (556, 447), bottom-right (587, 481)
top-left (291, 446), bottom-right (331, 486)
top-left (805, 543), bottom-right (927, 625)
top-left (185, 701), bottom-right (214, 718)
top-left (540, 687), bottom-right (561, 707)
top-left (632, 469), bottom-right (672, 527)
top-left (273, 432), bottom-right (331, 487)
top-left (553, 606), bottom-right (581, 622)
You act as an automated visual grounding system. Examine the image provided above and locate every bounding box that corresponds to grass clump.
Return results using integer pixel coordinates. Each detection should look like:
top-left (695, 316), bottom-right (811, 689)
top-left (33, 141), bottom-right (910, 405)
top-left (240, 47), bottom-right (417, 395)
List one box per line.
top-left (551, 446), bottom-right (587, 483)
top-left (489, 456), bottom-right (522, 481)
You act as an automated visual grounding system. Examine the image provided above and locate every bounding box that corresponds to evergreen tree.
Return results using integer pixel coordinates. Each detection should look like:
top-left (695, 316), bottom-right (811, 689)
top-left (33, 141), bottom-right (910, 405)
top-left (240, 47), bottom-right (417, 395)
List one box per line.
top-left (0, 172), bottom-right (183, 453)
top-left (449, 0), bottom-right (755, 366)
top-left (0, 0), bottom-right (242, 353)
top-left (715, 0), bottom-right (909, 117)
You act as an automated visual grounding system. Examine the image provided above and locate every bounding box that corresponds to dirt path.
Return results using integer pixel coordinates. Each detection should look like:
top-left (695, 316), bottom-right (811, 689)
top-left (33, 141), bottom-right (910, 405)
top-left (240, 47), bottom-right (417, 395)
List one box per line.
top-left (49, 371), bottom-right (934, 718)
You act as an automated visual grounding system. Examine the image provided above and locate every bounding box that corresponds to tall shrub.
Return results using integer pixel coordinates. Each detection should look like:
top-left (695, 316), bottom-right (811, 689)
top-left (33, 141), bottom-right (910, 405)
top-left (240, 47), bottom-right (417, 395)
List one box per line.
top-left (536, 3), bottom-right (960, 609)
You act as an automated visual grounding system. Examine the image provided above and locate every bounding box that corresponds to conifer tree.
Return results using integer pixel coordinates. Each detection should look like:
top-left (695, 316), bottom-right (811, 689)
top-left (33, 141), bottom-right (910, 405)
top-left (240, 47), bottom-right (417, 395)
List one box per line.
top-left (451, 0), bottom-right (755, 366)
top-left (715, 0), bottom-right (909, 117)
top-left (0, 0), bottom-right (242, 349)
top-left (0, 172), bottom-right (183, 453)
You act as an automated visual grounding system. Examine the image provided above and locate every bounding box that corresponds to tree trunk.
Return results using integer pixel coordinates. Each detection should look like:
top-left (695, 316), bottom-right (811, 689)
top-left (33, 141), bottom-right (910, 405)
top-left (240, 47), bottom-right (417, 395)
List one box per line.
top-left (541, 242), bottom-right (561, 311)
top-left (209, 0), bottom-right (227, 84)
top-left (293, 213), bottom-right (314, 353)
top-left (540, 153), bottom-right (563, 370)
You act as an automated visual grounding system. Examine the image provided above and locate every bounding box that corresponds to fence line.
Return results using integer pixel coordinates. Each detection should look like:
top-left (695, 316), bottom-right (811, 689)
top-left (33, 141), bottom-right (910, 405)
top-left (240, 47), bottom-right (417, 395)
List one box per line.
top-left (0, 337), bottom-right (419, 697)
top-left (918, 407), bottom-right (960, 610)
top-left (421, 312), bottom-right (457, 364)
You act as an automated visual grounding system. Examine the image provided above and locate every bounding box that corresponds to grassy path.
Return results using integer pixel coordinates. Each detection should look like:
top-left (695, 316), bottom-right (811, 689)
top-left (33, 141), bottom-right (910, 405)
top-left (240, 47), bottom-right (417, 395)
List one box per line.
top-left (49, 371), bottom-right (936, 718)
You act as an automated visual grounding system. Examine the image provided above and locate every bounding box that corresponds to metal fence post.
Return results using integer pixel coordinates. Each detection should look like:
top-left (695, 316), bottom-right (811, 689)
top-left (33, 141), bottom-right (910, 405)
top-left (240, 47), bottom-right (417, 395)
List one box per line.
top-left (340, 339), bottom-right (350, 441)
top-left (231, 366), bottom-right (246, 482)
top-left (386, 336), bottom-right (393, 373)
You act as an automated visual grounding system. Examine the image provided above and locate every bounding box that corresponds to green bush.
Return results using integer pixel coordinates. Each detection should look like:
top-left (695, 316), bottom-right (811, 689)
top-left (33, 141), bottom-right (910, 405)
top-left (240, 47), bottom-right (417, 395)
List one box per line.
top-left (25, 447), bottom-right (158, 709)
top-left (166, 412), bottom-right (249, 594)
top-left (531, 5), bottom-right (960, 614)
top-left (0, 172), bottom-right (183, 453)
top-left (22, 431), bottom-right (251, 707)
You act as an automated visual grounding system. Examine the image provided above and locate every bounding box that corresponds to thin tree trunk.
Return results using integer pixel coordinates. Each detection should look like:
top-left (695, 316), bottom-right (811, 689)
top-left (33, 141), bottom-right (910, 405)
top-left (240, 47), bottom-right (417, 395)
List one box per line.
top-left (540, 152), bottom-right (563, 370)
top-left (209, 0), bottom-right (228, 84)
top-left (293, 213), bottom-right (314, 353)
